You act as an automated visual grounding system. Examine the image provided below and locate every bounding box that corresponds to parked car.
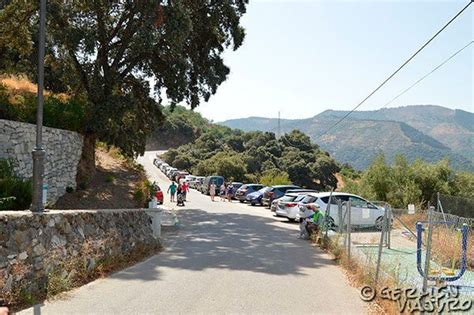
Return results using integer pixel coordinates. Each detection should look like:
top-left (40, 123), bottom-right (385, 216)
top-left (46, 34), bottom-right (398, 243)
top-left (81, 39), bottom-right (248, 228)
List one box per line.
top-left (300, 192), bottom-right (386, 230)
top-left (167, 168), bottom-right (178, 179)
top-left (229, 182), bottom-right (243, 198)
top-left (185, 175), bottom-right (196, 183)
top-left (270, 189), bottom-right (317, 211)
top-left (235, 184), bottom-right (265, 202)
top-left (246, 186), bottom-right (270, 206)
top-left (160, 163), bottom-right (169, 172)
top-left (201, 176), bottom-right (225, 195)
top-left (274, 193), bottom-right (315, 220)
top-left (175, 171), bottom-right (189, 182)
top-left (262, 185), bottom-right (300, 207)
top-left (190, 176), bottom-right (205, 190)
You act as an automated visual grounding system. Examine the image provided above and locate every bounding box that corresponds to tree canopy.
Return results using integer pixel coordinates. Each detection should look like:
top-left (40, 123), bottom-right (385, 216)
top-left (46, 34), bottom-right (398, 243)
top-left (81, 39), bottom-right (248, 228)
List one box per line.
top-left (164, 128), bottom-right (341, 190)
top-left (343, 153), bottom-right (474, 208)
top-left (0, 0), bottom-right (248, 157)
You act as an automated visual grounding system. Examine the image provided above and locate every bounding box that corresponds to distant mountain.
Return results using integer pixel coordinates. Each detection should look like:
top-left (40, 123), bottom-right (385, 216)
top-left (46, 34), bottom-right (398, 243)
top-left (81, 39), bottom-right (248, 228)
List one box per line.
top-left (220, 105), bottom-right (474, 171)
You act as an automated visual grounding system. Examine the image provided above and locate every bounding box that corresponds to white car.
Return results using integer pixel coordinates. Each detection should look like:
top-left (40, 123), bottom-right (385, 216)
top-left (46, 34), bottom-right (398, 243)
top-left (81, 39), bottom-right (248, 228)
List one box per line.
top-left (190, 176), bottom-right (205, 189)
top-left (160, 163), bottom-right (169, 172)
top-left (299, 192), bottom-right (386, 230)
top-left (275, 193), bottom-right (316, 221)
top-left (185, 175), bottom-right (196, 183)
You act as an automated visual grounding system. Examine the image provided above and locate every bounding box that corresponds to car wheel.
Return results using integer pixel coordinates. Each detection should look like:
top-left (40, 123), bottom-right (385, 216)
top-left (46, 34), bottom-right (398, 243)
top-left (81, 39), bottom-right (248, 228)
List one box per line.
top-left (287, 218), bottom-right (296, 222)
top-left (239, 200), bottom-right (244, 203)
top-left (251, 202), bottom-right (256, 206)
top-left (375, 216), bottom-right (384, 230)
top-left (326, 217), bottom-right (336, 230)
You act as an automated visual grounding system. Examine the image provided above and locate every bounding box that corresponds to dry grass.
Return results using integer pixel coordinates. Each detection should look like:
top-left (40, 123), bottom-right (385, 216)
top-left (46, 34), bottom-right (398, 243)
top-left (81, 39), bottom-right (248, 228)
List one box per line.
top-left (0, 74), bottom-right (69, 101)
top-left (0, 75), bottom-right (40, 94)
top-left (318, 236), bottom-right (399, 314)
top-left (397, 212), bottom-right (473, 270)
top-left (430, 226), bottom-right (473, 271)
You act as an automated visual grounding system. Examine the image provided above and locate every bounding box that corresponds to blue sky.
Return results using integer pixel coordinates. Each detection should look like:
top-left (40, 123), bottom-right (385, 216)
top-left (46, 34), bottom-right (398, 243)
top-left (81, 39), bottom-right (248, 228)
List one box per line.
top-left (194, 0), bottom-right (473, 122)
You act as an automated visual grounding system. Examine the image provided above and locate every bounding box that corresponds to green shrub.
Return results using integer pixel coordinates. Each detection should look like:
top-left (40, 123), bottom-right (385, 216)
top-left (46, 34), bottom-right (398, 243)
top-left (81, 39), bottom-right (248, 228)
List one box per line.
top-left (0, 159), bottom-right (32, 210)
top-left (0, 84), bottom-right (86, 132)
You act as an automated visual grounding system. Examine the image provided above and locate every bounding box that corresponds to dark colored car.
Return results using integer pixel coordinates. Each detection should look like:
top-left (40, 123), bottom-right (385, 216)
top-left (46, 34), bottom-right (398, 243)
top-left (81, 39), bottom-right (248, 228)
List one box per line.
top-left (246, 186), bottom-right (270, 206)
top-left (202, 176), bottom-right (225, 195)
top-left (262, 185), bottom-right (300, 208)
top-left (235, 184), bottom-right (265, 202)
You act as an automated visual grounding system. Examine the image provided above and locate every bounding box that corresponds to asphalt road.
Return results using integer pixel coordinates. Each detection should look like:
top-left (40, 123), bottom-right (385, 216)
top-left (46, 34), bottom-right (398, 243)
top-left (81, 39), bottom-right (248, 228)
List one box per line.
top-left (20, 151), bottom-right (365, 314)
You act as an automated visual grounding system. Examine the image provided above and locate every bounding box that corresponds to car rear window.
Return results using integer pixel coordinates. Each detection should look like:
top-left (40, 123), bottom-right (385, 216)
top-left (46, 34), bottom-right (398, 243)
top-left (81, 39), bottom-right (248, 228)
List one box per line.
top-left (294, 195), bottom-right (307, 202)
top-left (280, 195), bottom-right (297, 202)
top-left (301, 195), bottom-right (317, 203)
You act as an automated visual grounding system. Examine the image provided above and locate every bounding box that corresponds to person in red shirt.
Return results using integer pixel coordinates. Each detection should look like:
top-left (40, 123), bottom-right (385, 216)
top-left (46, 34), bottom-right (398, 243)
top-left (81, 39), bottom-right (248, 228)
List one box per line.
top-left (182, 181), bottom-right (189, 201)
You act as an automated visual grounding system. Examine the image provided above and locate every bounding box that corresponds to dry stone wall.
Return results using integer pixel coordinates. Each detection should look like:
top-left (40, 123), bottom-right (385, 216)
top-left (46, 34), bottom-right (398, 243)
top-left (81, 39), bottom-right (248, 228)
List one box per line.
top-left (0, 209), bottom-right (160, 306)
top-left (0, 119), bottom-right (83, 203)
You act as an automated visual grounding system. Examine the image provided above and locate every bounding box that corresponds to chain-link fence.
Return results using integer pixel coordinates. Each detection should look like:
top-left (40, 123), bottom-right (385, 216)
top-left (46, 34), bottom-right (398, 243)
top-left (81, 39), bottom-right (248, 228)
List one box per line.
top-left (322, 192), bottom-right (473, 299)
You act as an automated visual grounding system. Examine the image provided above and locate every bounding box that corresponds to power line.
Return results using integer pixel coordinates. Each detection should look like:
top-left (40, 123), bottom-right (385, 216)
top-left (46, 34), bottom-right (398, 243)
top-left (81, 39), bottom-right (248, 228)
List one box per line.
top-left (383, 40), bottom-right (473, 107)
top-left (320, 0), bottom-right (473, 136)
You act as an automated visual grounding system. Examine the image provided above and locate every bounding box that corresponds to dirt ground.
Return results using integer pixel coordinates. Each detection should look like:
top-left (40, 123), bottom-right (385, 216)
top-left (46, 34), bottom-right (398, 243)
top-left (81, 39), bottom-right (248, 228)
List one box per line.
top-left (54, 148), bottom-right (145, 209)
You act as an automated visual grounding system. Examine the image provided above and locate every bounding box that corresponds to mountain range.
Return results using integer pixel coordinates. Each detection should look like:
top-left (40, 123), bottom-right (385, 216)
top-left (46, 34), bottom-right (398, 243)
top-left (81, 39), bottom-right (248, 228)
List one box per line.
top-left (220, 105), bottom-right (474, 171)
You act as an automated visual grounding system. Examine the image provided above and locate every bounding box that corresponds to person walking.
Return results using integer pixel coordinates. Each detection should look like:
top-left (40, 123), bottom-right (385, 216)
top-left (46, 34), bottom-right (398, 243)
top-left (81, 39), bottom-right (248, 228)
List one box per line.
top-left (167, 181), bottom-right (177, 202)
top-left (226, 183), bottom-right (234, 202)
top-left (182, 181), bottom-right (189, 201)
top-left (220, 183), bottom-right (226, 202)
top-left (209, 181), bottom-right (217, 202)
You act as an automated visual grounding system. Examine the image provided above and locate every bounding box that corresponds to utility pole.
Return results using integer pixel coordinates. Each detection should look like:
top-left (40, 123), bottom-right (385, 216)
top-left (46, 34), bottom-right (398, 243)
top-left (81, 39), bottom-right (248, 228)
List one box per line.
top-left (31, 0), bottom-right (47, 212)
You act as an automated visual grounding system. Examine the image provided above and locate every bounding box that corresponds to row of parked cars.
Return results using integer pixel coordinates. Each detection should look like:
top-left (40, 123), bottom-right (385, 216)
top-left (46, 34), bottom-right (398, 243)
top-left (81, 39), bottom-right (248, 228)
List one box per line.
top-left (153, 156), bottom-right (387, 230)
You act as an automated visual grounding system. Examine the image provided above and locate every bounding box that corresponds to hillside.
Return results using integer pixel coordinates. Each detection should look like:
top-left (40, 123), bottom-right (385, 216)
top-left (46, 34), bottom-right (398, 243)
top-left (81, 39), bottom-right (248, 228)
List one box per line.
top-left (146, 105), bottom-right (211, 150)
top-left (220, 105), bottom-right (474, 171)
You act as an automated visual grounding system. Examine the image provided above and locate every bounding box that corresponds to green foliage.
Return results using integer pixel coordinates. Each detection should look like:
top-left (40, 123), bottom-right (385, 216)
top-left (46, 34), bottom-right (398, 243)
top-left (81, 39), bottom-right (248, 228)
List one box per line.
top-left (0, 1), bottom-right (248, 157)
top-left (0, 84), bottom-right (86, 132)
top-left (342, 153), bottom-right (473, 208)
top-left (260, 169), bottom-right (292, 187)
top-left (163, 126), bottom-right (341, 189)
top-left (0, 159), bottom-right (32, 210)
top-left (195, 151), bottom-right (247, 182)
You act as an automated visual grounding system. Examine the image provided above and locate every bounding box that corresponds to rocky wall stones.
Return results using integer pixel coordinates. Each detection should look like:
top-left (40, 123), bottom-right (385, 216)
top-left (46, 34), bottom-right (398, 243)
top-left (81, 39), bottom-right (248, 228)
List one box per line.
top-left (0, 209), bottom-right (159, 304)
top-left (0, 119), bottom-right (83, 204)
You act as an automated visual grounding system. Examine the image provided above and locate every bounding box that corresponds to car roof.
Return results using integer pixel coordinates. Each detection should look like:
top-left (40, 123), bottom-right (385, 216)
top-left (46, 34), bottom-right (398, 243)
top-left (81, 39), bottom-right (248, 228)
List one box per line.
top-left (304, 192), bottom-right (365, 199)
top-left (286, 189), bottom-right (317, 193)
top-left (271, 185), bottom-right (299, 188)
top-left (285, 192), bottom-right (310, 197)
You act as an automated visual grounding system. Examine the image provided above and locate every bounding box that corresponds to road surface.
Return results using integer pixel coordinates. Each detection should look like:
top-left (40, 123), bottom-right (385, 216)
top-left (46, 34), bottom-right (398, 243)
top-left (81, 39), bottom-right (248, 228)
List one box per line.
top-left (20, 151), bottom-right (366, 314)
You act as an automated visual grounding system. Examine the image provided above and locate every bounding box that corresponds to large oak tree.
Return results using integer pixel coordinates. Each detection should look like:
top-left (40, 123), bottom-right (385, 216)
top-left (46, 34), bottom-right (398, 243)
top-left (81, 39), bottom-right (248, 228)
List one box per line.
top-left (0, 0), bottom-right (247, 177)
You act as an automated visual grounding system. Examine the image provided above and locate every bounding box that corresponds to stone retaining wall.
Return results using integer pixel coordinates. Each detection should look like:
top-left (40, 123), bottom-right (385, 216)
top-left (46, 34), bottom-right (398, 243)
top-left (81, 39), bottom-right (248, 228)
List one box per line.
top-left (0, 119), bottom-right (83, 204)
top-left (0, 209), bottom-right (160, 306)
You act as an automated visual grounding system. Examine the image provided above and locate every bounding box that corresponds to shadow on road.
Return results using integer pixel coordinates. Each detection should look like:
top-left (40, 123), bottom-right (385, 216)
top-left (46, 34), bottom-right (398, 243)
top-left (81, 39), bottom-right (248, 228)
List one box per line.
top-left (112, 209), bottom-right (335, 282)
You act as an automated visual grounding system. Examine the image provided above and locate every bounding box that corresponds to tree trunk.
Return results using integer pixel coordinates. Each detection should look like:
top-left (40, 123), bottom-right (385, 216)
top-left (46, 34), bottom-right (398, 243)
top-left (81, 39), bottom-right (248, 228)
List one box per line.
top-left (76, 133), bottom-right (96, 188)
